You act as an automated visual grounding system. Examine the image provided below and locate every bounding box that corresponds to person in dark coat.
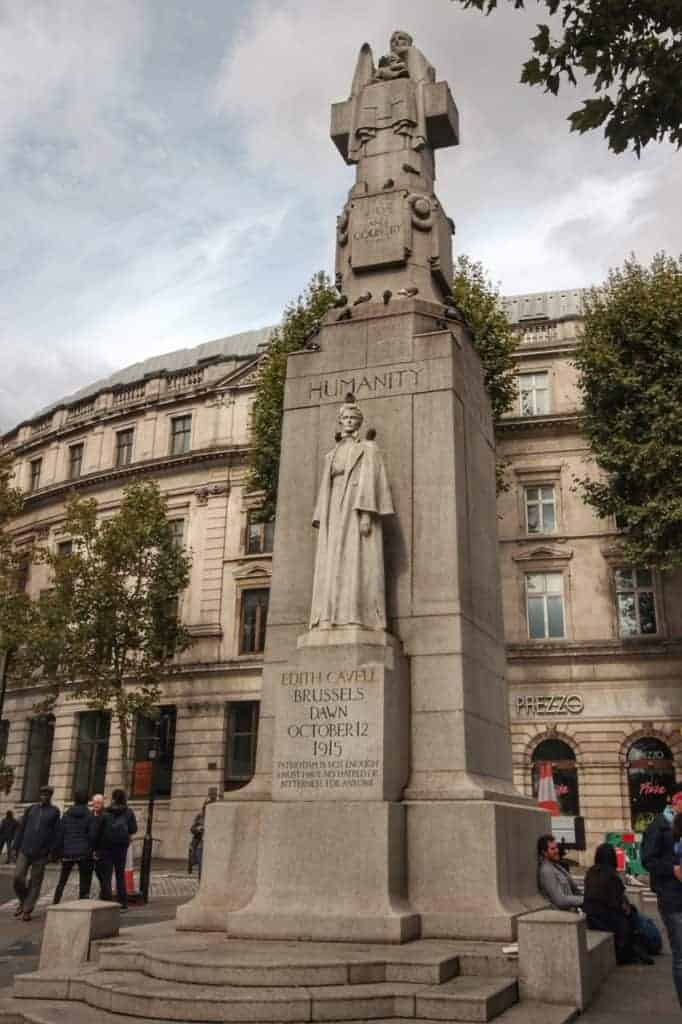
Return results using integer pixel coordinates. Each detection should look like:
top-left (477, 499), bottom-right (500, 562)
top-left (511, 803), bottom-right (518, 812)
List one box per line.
top-left (583, 842), bottom-right (653, 965)
top-left (0, 810), bottom-right (19, 863)
top-left (52, 790), bottom-right (101, 904)
top-left (642, 783), bottom-right (682, 1006)
top-left (12, 786), bottom-right (61, 920)
top-left (97, 789), bottom-right (137, 910)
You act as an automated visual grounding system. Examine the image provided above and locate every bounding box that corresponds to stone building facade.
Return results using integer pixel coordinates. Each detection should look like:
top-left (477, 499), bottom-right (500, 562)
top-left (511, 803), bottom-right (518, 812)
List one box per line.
top-left (1, 293), bottom-right (680, 860)
top-left (499, 290), bottom-right (682, 860)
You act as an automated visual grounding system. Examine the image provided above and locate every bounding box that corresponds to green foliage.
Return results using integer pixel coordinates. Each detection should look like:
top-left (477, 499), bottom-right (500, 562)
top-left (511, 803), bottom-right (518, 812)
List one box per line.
top-left (454, 0), bottom-right (682, 154)
top-left (249, 271), bottom-right (337, 519)
top-left (12, 480), bottom-right (192, 781)
top-left (0, 456), bottom-right (28, 653)
top-left (575, 253), bottom-right (682, 569)
top-left (452, 255), bottom-right (517, 489)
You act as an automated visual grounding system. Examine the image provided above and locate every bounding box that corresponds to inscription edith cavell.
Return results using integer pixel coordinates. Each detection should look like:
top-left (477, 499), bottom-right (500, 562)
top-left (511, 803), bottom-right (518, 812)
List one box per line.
top-left (351, 195), bottom-right (405, 270)
top-left (274, 665), bottom-right (382, 799)
top-left (309, 362), bottom-right (425, 404)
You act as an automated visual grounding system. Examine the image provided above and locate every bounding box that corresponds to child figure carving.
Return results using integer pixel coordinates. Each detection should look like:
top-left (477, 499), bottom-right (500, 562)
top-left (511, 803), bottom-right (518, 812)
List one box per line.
top-left (310, 397), bottom-right (394, 631)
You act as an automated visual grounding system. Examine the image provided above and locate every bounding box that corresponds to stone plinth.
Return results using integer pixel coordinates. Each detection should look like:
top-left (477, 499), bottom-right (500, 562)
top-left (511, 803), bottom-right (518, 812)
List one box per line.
top-left (39, 900), bottom-right (119, 971)
top-left (178, 798), bottom-right (419, 942)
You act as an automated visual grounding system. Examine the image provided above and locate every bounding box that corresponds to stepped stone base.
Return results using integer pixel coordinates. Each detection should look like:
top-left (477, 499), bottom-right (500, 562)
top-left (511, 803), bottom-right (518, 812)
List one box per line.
top-left (0, 931), bottom-right (579, 1024)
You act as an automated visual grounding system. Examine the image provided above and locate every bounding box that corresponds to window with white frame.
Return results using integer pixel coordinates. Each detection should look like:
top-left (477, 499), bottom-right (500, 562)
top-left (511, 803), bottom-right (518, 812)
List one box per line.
top-left (68, 443), bottom-right (84, 480)
top-left (526, 572), bottom-right (565, 639)
top-left (518, 371), bottom-right (549, 416)
top-left (525, 485), bottom-right (556, 534)
top-left (169, 518), bottom-right (185, 548)
top-left (29, 458), bottom-right (42, 492)
top-left (246, 512), bottom-right (274, 555)
top-left (116, 428), bottom-right (134, 467)
top-left (615, 568), bottom-right (657, 637)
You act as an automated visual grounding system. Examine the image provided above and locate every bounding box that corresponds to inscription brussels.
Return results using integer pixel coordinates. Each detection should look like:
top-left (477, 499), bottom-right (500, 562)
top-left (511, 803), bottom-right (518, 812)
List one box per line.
top-left (275, 665), bottom-right (380, 792)
top-left (352, 197), bottom-right (402, 244)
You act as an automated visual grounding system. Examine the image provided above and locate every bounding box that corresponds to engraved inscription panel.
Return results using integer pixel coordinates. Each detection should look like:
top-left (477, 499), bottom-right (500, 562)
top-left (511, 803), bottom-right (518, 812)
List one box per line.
top-left (273, 665), bottom-right (383, 801)
top-left (308, 362), bottom-right (426, 404)
top-left (350, 194), bottom-right (406, 270)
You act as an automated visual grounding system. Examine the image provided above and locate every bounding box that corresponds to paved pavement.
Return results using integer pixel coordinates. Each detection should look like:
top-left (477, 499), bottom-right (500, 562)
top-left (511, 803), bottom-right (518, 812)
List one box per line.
top-left (580, 954), bottom-right (681, 1022)
top-left (0, 860), bottom-right (197, 992)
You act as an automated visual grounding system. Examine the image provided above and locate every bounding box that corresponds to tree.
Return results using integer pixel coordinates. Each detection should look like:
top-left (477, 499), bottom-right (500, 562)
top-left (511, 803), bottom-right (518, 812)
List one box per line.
top-left (574, 253), bottom-right (682, 569)
top-left (11, 481), bottom-right (192, 785)
top-left (453, 0), bottom-right (682, 154)
top-left (452, 255), bottom-right (517, 489)
top-left (249, 271), bottom-right (337, 519)
top-left (0, 455), bottom-right (28, 651)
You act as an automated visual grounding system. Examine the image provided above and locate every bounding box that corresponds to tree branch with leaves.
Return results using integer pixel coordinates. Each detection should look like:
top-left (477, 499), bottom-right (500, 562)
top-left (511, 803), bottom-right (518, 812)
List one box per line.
top-left (453, 0), bottom-right (682, 154)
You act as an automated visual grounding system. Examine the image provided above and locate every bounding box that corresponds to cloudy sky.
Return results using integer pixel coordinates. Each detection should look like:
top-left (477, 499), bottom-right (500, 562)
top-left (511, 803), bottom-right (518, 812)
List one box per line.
top-left (1, 0), bottom-right (679, 432)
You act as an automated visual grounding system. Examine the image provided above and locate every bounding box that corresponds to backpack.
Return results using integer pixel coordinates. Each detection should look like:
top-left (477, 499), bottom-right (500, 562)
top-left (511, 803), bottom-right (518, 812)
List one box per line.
top-left (105, 810), bottom-right (130, 846)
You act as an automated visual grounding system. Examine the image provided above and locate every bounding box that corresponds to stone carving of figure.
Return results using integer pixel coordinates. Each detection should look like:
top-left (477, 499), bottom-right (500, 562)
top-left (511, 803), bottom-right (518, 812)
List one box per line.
top-left (347, 29), bottom-right (436, 162)
top-left (310, 399), bottom-right (394, 630)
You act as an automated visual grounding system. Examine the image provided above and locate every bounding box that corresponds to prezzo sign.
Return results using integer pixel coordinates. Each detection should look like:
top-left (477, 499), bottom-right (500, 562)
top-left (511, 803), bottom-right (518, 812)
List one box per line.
top-left (514, 694), bottom-right (584, 717)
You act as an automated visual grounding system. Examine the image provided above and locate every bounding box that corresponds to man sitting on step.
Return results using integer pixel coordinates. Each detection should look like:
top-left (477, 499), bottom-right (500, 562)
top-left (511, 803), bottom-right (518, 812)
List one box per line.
top-left (537, 833), bottom-right (583, 911)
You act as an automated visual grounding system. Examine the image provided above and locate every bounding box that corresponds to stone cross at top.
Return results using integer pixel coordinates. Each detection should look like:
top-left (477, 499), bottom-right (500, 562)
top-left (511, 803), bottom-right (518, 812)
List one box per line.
top-left (330, 31), bottom-right (460, 307)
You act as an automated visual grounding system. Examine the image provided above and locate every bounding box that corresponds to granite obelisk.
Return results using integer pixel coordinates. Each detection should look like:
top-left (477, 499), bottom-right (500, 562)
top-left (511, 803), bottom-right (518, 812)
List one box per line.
top-left (179, 29), bottom-right (547, 942)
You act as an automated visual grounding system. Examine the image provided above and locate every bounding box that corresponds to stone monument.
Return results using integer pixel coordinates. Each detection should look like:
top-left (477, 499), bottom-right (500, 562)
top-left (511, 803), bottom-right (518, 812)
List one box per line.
top-left (179, 29), bottom-right (547, 943)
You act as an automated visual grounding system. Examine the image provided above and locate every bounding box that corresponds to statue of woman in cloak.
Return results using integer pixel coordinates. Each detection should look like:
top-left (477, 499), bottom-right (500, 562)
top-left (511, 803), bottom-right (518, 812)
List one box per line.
top-left (309, 399), bottom-right (394, 631)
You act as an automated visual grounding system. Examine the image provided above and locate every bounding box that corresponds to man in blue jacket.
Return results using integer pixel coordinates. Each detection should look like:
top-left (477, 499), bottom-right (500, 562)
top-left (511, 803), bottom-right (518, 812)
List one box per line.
top-left (642, 783), bottom-right (682, 1006)
top-left (13, 785), bottom-right (61, 921)
top-left (52, 789), bottom-right (101, 904)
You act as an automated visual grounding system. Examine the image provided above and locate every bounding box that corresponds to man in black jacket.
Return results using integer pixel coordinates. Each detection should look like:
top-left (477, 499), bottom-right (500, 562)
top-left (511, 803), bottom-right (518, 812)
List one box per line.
top-left (13, 786), bottom-right (61, 921)
top-left (97, 789), bottom-right (137, 910)
top-left (52, 790), bottom-right (101, 904)
top-left (642, 783), bottom-right (682, 1006)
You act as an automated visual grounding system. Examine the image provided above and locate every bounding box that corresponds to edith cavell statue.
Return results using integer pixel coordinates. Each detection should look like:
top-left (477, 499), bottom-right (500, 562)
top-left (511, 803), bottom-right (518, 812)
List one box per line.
top-left (309, 397), bottom-right (394, 631)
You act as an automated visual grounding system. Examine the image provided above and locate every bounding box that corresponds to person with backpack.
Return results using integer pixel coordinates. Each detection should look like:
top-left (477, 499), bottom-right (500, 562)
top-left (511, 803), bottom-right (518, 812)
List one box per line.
top-left (52, 790), bottom-right (100, 904)
top-left (642, 783), bottom-right (682, 1007)
top-left (97, 789), bottom-right (137, 910)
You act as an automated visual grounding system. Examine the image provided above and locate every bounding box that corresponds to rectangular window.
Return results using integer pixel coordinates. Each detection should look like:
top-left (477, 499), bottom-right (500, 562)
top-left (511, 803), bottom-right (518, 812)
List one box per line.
top-left (131, 706), bottom-right (176, 798)
top-left (29, 458), bottom-right (42, 492)
top-left (525, 485), bottom-right (556, 534)
top-left (0, 719), bottom-right (9, 761)
top-left (615, 568), bottom-right (657, 637)
top-left (22, 716), bottom-right (54, 802)
top-left (225, 701), bottom-right (259, 788)
top-left (518, 372), bottom-right (549, 416)
top-left (115, 428), bottom-right (134, 468)
top-left (69, 443), bottom-right (84, 480)
top-left (72, 711), bottom-right (110, 798)
top-left (239, 588), bottom-right (269, 654)
top-left (56, 540), bottom-right (73, 559)
top-left (246, 513), bottom-right (275, 555)
top-left (169, 518), bottom-right (185, 547)
top-left (526, 572), bottom-right (565, 639)
top-left (170, 415), bottom-right (192, 456)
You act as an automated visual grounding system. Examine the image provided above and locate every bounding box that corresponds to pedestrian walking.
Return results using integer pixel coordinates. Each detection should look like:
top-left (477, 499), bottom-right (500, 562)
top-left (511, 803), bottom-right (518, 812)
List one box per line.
top-left (642, 783), bottom-right (682, 1006)
top-left (97, 789), bottom-right (137, 910)
top-left (12, 785), bottom-right (60, 921)
top-left (52, 790), bottom-right (100, 904)
top-left (0, 810), bottom-right (19, 863)
top-left (189, 808), bottom-right (205, 880)
top-left (89, 793), bottom-right (107, 898)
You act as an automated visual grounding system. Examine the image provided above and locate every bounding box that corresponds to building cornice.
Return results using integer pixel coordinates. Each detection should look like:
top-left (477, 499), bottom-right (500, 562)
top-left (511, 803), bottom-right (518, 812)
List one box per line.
top-left (21, 444), bottom-right (251, 510)
top-left (496, 413), bottom-right (580, 436)
top-left (507, 637), bottom-right (682, 662)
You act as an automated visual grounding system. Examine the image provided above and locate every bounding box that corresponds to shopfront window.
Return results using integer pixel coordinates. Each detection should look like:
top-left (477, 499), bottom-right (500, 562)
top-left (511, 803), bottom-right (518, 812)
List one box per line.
top-left (531, 738), bottom-right (580, 816)
top-left (627, 737), bottom-right (675, 833)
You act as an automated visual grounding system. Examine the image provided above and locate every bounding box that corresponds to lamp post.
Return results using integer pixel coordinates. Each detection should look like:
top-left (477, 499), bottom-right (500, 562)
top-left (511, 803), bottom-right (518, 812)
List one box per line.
top-left (138, 726), bottom-right (159, 904)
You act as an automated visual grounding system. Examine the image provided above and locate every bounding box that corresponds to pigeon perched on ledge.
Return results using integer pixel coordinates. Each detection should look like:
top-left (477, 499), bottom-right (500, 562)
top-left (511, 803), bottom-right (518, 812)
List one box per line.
top-left (353, 292), bottom-right (372, 305)
top-left (337, 307), bottom-right (352, 321)
top-left (396, 286), bottom-right (419, 298)
top-left (333, 294), bottom-right (348, 308)
top-left (383, 290), bottom-right (392, 305)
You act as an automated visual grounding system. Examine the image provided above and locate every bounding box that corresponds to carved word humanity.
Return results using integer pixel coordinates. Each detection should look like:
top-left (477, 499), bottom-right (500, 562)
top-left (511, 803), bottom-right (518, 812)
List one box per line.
top-left (515, 694), bottom-right (584, 717)
top-left (309, 364), bottom-right (424, 404)
top-left (276, 667), bottom-right (379, 792)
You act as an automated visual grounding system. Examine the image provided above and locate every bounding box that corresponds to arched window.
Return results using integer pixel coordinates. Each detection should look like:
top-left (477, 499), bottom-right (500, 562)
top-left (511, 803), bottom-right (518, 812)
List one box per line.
top-left (531, 738), bottom-right (580, 816)
top-left (627, 737), bottom-right (675, 833)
